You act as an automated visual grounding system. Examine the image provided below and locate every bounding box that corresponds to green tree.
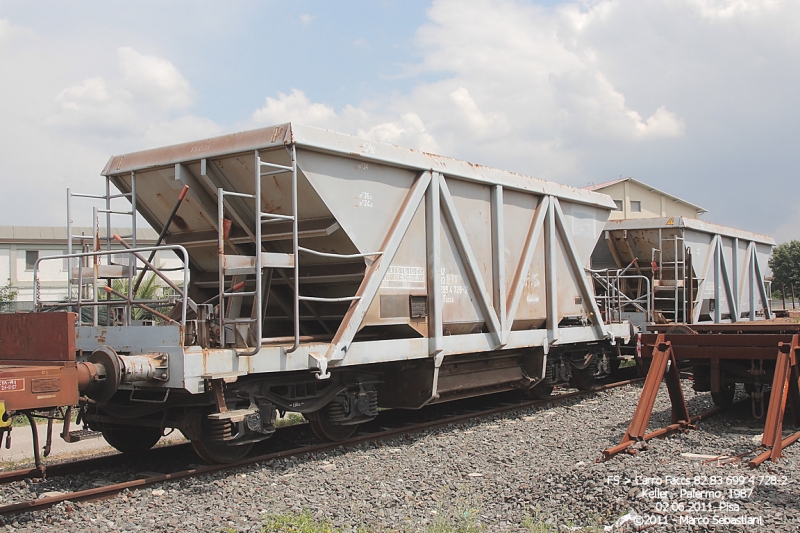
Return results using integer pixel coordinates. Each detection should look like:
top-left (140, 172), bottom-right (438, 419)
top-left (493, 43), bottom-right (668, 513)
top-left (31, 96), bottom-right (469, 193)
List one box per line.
top-left (109, 273), bottom-right (165, 322)
top-left (0, 279), bottom-right (17, 303)
top-left (0, 279), bottom-right (17, 313)
top-left (769, 240), bottom-right (800, 296)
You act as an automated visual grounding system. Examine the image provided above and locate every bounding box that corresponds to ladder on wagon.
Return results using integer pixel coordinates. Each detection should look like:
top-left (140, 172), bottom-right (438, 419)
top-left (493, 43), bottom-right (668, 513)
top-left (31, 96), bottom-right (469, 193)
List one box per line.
top-left (215, 145), bottom-right (381, 357)
top-left (651, 234), bottom-right (689, 323)
top-left (52, 178), bottom-right (191, 328)
top-left (65, 183), bottom-right (139, 326)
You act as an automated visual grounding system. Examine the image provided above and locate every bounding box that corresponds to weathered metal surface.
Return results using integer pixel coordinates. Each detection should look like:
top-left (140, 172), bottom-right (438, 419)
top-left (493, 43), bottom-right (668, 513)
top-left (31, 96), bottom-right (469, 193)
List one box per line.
top-left (604, 335), bottom-right (692, 459)
top-left (648, 322), bottom-right (800, 335)
top-left (749, 335), bottom-right (800, 466)
top-left (640, 332), bottom-right (798, 360)
top-left (74, 325), bottom-right (186, 390)
top-left (0, 313), bottom-right (76, 363)
top-left (0, 364), bottom-right (80, 410)
top-left (591, 216), bottom-right (774, 324)
top-left (98, 123), bottom-right (622, 388)
top-left (640, 321), bottom-right (800, 360)
top-left (104, 124), bottom-right (614, 209)
top-left (614, 330), bottom-right (800, 466)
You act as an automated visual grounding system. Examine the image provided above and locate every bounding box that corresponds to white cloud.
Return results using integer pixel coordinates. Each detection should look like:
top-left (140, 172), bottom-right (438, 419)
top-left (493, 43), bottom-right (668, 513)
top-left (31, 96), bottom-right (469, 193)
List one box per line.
top-left (0, 17), bottom-right (10, 40)
top-left (0, 16), bottom-right (27, 43)
top-left (2, 0), bottom-right (799, 243)
top-left (250, 89), bottom-right (339, 127)
top-left (358, 113), bottom-right (440, 153)
top-left (695, 0), bottom-right (780, 19)
top-left (550, 69), bottom-right (684, 141)
top-left (47, 47), bottom-right (197, 141)
top-left (50, 76), bottom-right (141, 137)
top-left (413, 0), bottom-right (687, 148)
top-left (248, 89), bottom-right (439, 151)
top-left (141, 115), bottom-right (223, 147)
top-left (117, 47), bottom-right (193, 111)
top-left (634, 106), bottom-right (685, 138)
top-left (56, 76), bottom-right (109, 109)
top-left (237, 0), bottom-right (689, 181)
top-left (448, 87), bottom-right (510, 137)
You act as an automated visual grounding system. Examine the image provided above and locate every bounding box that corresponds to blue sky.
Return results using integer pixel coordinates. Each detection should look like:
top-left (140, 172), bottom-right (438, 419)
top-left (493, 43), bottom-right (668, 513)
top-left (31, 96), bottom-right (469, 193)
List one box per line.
top-left (1, 0), bottom-right (798, 243)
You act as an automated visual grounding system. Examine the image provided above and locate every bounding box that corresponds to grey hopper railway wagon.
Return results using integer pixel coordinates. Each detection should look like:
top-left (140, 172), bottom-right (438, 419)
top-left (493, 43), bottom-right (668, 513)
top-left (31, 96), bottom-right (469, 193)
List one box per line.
top-left (10, 123), bottom-right (631, 463)
top-left (590, 217), bottom-right (774, 327)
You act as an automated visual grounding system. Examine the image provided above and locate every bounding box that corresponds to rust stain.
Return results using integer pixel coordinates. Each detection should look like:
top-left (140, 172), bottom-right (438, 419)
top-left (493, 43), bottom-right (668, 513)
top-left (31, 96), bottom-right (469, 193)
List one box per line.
top-left (202, 348), bottom-right (210, 376)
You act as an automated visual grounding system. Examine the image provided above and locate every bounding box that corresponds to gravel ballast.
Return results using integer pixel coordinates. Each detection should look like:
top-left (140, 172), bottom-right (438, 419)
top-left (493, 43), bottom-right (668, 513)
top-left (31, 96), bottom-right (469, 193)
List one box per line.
top-left (0, 380), bottom-right (797, 532)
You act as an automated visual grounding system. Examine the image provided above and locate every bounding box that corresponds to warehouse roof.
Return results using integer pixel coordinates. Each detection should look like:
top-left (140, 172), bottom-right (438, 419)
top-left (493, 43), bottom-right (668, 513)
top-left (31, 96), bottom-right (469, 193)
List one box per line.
top-left (584, 177), bottom-right (707, 215)
top-left (0, 226), bottom-right (159, 244)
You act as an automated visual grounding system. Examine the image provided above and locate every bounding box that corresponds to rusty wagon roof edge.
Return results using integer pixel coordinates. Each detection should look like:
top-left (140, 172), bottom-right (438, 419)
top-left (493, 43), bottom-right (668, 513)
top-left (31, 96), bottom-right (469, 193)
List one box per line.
top-left (101, 123), bottom-right (615, 210)
top-left (604, 216), bottom-right (775, 245)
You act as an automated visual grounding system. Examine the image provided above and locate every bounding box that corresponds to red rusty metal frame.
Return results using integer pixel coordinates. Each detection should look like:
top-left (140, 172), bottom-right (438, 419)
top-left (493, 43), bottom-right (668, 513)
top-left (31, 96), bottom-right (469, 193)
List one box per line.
top-left (749, 334), bottom-right (800, 467)
top-left (609, 329), bottom-right (800, 466)
top-left (0, 312), bottom-right (81, 411)
top-left (603, 334), bottom-right (694, 458)
top-left (640, 333), bottom-right (796, 361)
top-left (0, 312), bottom-right (76, 363)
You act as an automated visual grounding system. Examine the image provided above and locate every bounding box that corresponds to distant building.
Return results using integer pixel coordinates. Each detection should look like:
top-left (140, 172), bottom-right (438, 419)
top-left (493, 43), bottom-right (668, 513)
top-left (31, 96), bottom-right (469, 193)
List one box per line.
top-left (584, 177), bottom-right (706, 221)
top-left (0, 226), bottom-right (180, 310)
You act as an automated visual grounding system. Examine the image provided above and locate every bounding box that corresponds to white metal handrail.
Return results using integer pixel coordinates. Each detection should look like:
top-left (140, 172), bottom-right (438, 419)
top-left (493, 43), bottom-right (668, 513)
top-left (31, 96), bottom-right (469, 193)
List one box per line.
top-left (588, 268), bottom-right (652, 323)
top-left (33, 245), bottom-right (190, 327)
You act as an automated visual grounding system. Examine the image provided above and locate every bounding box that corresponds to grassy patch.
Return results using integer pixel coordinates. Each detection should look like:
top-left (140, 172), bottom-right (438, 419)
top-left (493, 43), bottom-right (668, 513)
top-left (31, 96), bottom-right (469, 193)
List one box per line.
top-left (428, 510), bottom-right (483, 533)
top-left (275, 413), bottom-right (306, 428)
top-left (261, 511), bottom-right (344, 533)
top-left (617, 358), bottom-right (636, 369)
top-left (521, 512), bottom-right (557, 533)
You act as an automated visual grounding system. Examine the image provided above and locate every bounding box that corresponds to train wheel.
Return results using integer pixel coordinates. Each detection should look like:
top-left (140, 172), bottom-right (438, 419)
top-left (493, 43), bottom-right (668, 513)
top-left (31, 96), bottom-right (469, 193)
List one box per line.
top-left (527, 382), bottom-right (554, 400)
top-left (188, 409), bottom-right (253, 463)
top-left (666, 325), bottom-right (696, 335)
top-left (305, 411), bottom-right (358, 442)
top-left (102, 425), bottom-right (162, 455)
top-left (711, 383), bottom-right (736, 408)
top-left (570, 367), bottom-right (596, 391)
top-left (192, 436), bottom-right (253, 464)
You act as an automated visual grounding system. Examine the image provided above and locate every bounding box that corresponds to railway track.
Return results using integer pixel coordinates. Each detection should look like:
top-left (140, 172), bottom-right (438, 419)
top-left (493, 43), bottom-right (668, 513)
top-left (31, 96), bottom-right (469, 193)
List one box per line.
top-left (0, 377), bottom-right (651, 518)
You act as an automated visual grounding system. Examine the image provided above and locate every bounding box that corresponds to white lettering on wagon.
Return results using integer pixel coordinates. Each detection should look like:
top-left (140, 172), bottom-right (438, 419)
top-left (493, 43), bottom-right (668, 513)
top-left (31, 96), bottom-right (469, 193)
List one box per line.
top-left (440, 269), bottom-right (468, 304)
top-left (381, 266), bottom-right (425, 290)
top-left (0, 379), bottom-right (24, 392)
top-left (357, 191), bottom-right (373, 207)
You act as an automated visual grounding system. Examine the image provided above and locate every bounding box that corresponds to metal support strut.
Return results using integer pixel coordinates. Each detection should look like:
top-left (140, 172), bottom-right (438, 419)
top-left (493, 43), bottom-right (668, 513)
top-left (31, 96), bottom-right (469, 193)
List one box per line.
top-left (603, 334), bottom-right (695, 459)
top-left (749, 334), bottom-right (800, 467)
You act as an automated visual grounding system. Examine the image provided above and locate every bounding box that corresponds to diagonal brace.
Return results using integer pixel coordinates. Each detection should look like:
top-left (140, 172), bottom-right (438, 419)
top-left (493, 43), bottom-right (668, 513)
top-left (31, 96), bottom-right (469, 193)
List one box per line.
top-left (603, 334), bottom-right (690, 458)
top-left (750, 334), bottom-right (800, 466)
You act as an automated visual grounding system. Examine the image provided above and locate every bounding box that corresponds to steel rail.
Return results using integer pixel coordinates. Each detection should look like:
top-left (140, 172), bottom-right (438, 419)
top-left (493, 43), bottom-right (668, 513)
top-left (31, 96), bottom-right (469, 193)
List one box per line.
top-left (0, 443), bottom-right (193, 484)
top-left (0, 378), bottom-right (643, 517)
